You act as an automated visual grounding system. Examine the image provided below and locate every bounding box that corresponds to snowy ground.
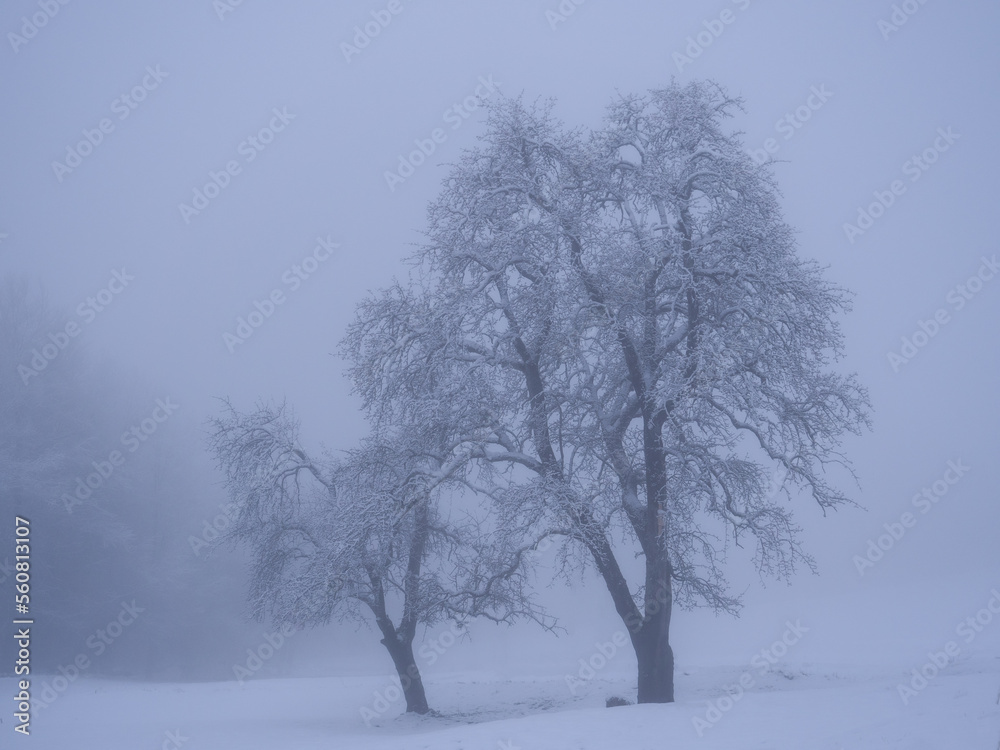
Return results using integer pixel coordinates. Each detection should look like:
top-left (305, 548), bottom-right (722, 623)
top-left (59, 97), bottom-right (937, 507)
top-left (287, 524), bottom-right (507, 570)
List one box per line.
top-left (8, 656), bottom-right (999, 749)
top-left (9, 574), bottom-right (1000, 747)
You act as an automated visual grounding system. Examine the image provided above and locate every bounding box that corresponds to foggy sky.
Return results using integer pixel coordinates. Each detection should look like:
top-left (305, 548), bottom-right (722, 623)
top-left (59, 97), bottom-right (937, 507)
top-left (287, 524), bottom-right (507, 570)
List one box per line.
top-left (2, 0), bottom-right (998, 675)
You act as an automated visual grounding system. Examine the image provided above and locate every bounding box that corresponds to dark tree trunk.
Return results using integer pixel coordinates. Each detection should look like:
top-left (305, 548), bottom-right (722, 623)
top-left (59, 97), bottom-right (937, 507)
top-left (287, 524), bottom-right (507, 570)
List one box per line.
top-left (633, 576), bottom-right (674, 703)
top-left (368, 517), bottom-right (433, 718)
top-left (633, 407), bottom-right (675, 704)
top-left (382, 635), bottom-right (430, 714)
top-left (584, 522), bottom-right (676, 704)
top-left (521, 230), bottom-right (679, 704)
top-left (635, 626), bottom-right (675, 703)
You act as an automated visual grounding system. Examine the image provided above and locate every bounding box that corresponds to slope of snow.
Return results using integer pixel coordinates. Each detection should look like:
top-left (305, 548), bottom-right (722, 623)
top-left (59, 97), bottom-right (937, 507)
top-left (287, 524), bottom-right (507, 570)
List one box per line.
top-left (8, 657), bottom-right (998, 749)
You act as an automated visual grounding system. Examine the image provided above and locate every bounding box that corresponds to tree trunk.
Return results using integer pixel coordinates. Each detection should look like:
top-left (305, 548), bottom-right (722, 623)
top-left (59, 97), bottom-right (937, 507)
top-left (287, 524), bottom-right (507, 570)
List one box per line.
top-left (631, 403), bottom-right (676, 704)
top-left (585, 524), bottom-right (676, 704)
top-left (382, 635), bottom-right (430, 714)
top-left (369, 569), bottom-right (432, 715)
top-left (634, 576), bottom-right (674, 703)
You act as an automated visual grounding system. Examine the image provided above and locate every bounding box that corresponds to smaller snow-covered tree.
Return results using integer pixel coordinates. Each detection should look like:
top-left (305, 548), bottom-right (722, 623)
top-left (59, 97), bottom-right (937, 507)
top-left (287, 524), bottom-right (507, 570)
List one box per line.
top-left (207, 399), bottom-right (547, 714)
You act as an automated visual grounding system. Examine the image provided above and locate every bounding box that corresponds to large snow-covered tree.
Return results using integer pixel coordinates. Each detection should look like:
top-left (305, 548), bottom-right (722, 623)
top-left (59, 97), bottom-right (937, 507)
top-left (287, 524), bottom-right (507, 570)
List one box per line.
top-left (345, 81), bottom-right (870, 703)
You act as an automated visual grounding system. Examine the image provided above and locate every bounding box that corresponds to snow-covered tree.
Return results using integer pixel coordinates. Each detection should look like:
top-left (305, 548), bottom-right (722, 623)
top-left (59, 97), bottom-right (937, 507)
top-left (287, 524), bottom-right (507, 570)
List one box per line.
top-left (207, 398), bottom-right (549, 713)
top-left (345, 81), bottom-right (870, 703)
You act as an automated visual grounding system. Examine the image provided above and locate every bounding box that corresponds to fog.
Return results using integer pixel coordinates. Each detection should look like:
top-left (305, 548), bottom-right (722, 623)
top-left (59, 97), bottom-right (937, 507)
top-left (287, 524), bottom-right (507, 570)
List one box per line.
top-left (1, 1), bottom-right (998, 746)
